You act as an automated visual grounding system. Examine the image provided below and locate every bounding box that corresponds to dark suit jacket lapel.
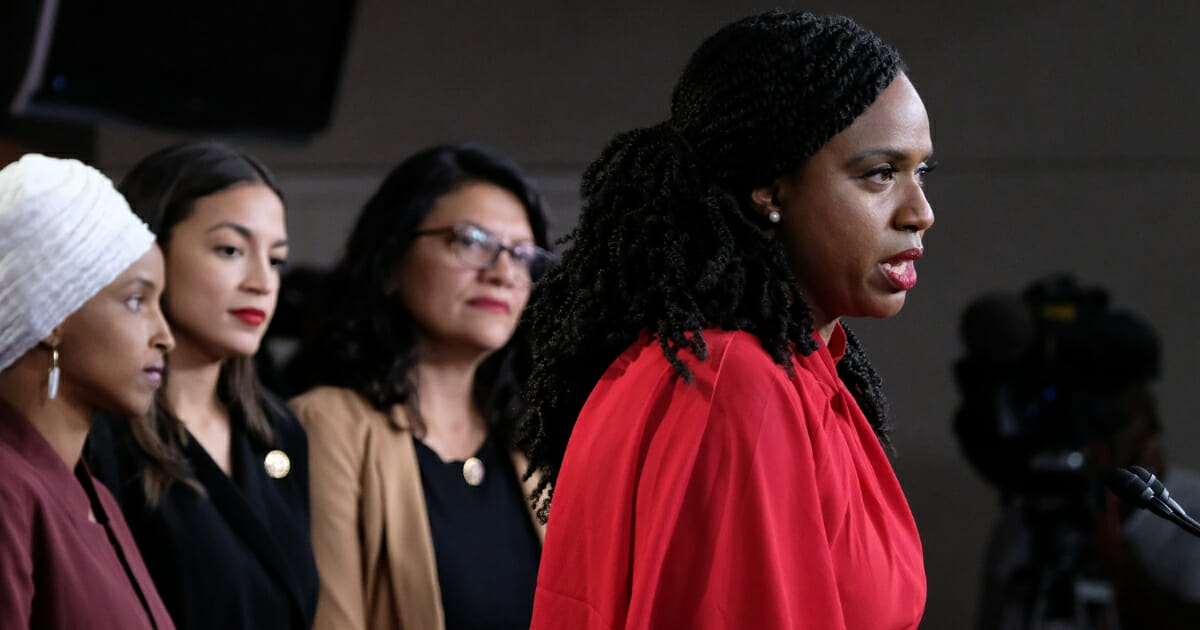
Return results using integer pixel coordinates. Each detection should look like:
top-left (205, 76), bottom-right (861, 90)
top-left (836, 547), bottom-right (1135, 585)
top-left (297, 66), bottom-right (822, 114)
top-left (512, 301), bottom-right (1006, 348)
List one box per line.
top-left (184, 433), bottom-right (308, 628)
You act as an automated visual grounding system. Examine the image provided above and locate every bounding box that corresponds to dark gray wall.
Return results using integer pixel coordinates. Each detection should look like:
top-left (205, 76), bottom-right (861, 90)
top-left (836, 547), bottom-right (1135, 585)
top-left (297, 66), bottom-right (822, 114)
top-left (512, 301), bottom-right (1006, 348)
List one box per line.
top-left (95, 2), bottom-right (1200, 627)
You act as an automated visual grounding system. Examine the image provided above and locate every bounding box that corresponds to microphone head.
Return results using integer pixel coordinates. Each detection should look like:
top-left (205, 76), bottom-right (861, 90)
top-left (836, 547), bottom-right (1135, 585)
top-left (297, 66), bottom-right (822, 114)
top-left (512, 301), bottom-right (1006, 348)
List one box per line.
top-left (1128, 465), bottom-right (1162, 490)
top-left (1107, 467), bottom-right (1155, 507)
top-left (1108, 465), bottom-right (1180, 521)
top-left (1111, 467), bottom-right (1200, 539)
top-left (1129, 464), bottom-right (1185, 513)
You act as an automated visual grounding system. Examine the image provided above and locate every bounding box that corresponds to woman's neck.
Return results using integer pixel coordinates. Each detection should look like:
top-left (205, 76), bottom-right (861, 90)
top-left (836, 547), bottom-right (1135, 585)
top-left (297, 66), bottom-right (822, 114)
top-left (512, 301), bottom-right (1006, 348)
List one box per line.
top-left (0, 355), bottom-right (92, 469)
top-left (163, 340), bottom-right (226, 429)
top-left (164, 339), bottom-right (237, 474)
top-left (816, 320), bottom-right (837, 344)
top-left (411, 350), bottom-right (488, 461)
top-left (807, 303), bottom-right (837, 344)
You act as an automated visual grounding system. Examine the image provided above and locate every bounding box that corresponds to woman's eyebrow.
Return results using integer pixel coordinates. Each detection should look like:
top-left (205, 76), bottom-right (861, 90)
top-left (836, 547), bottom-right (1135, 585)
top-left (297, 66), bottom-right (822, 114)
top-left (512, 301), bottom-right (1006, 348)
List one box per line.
top-left (207, 221), bottom-right (288, 247)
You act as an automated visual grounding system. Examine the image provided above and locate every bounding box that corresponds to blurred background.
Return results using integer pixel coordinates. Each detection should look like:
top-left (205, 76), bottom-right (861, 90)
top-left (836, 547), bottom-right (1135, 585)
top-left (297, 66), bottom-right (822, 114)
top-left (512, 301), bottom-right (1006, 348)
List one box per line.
top-left (5, 1), bottom-right (1199, 627)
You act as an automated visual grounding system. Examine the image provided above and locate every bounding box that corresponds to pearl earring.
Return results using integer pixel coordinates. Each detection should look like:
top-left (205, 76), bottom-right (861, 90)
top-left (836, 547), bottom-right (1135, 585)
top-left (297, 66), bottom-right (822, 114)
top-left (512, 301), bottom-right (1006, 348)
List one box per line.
top-left (47, 347), bottom-right (60, 400)
top-left (767, 210), bottom-right (781, 224)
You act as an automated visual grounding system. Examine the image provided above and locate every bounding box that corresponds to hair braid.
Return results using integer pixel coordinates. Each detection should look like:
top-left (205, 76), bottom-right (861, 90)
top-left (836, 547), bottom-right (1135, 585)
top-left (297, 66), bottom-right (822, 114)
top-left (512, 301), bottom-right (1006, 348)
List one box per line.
top-left (837, 324), bottom-right (893, 451)
top-left (520, 10), bottom-right (905, 517)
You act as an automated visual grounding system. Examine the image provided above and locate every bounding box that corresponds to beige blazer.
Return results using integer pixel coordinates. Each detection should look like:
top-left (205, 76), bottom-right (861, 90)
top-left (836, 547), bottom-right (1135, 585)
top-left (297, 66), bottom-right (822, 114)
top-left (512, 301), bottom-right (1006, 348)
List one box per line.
top-left (289, 386), bottom-right (545, 630)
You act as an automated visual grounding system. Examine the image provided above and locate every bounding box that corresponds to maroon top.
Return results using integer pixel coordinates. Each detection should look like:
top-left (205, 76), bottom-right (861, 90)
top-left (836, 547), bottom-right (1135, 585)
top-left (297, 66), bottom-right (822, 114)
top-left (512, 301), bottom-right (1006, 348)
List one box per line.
top-left (0, 399), bottom-right (175, 630)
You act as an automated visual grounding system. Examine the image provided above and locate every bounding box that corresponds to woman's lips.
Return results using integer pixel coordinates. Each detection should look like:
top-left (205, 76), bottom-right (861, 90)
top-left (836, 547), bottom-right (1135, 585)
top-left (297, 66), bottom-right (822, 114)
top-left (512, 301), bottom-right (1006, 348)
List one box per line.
top-left (143, 364), bottom-right (164, 387)
top-left (467, 297), bottom-right (511, 314)
top-left (881, 248), bottom-right (922, 291)
top-left (230, 308), bottom-right (267, 326)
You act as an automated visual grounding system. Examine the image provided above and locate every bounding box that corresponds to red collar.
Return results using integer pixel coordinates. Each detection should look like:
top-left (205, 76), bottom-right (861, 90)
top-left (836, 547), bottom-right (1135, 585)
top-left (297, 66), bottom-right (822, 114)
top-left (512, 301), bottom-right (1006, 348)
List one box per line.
top-left (823, 320), bottom-right (847, 363)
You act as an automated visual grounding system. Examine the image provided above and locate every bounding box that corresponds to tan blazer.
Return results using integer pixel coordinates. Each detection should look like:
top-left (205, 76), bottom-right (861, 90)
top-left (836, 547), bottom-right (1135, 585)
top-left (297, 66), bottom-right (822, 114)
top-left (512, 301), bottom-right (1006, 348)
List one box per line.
top-left (289, 386), bottom-right (545, 630)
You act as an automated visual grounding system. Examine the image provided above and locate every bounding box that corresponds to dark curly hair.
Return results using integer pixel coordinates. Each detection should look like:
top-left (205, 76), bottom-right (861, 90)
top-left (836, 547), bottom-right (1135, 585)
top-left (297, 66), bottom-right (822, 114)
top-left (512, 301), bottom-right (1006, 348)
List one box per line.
top-left (295, 144), bottom-right (550, 444)
top-left (520, 10), bottom-right (904, 518)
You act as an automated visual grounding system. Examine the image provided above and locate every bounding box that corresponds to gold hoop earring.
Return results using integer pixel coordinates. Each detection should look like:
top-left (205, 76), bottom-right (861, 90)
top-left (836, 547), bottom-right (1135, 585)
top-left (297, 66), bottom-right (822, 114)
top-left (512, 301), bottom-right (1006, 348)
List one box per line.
top-left (47, 347), bottom-right (60, 400)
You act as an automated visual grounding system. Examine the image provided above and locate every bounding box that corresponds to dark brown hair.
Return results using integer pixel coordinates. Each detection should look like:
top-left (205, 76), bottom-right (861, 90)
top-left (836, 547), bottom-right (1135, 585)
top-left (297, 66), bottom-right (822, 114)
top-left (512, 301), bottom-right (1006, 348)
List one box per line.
top-left (118, 140), bottom-right (284, 505)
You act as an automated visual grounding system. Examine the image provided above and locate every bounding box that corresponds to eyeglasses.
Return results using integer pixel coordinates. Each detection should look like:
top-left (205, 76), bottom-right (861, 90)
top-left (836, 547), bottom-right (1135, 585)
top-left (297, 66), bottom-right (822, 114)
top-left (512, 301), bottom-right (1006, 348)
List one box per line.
top-left (413, 222), bottom-right (554, 283)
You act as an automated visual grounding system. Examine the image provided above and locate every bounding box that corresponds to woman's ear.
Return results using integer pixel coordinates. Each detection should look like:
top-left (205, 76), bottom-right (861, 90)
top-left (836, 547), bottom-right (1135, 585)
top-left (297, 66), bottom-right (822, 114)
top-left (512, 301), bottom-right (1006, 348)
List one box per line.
top-left (749, 177), bottom-right (785, 225)
top-left (39, 326), bottom-right (63, 350)
top-left (749, 181), bottom-right (780, 213)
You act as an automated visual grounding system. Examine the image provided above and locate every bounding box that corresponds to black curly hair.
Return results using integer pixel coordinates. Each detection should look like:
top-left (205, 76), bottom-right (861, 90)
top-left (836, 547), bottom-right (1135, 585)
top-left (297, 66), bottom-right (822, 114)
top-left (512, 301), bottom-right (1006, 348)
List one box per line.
top-left (295, 144), bottom-right (550, 443)
top-left (519, 10), bottom-right (905, 518)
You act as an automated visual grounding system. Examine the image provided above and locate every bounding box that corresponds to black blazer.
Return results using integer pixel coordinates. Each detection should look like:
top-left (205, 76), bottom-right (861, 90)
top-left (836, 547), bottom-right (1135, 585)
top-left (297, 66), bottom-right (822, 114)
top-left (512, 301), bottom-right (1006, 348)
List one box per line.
top-left (87, 395), bottom-right (319, 630)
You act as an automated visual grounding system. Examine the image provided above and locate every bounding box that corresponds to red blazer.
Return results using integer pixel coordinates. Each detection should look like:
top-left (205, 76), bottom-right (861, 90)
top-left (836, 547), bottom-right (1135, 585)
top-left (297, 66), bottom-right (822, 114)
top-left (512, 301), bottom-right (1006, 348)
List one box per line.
top-left (0, 400), bottom-right (174, 630)
top-left (531, 326), bottom-right (925, 630)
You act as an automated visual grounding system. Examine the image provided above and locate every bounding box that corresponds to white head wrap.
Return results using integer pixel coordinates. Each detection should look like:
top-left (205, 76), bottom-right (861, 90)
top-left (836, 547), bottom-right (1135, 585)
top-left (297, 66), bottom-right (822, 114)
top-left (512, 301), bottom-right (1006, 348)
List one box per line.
top-left (0, 153), bottom-right (155, 371)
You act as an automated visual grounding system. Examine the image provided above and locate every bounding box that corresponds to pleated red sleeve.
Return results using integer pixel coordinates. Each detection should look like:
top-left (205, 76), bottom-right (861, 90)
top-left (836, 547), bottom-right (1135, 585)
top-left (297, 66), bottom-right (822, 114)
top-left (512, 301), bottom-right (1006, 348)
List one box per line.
top-left (530, 327), bottom-right (925, 630)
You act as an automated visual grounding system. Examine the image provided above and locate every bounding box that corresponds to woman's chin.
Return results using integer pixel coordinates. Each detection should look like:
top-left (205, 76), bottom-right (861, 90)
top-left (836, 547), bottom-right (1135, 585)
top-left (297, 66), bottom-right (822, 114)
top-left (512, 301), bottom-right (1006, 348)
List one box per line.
top-left (98, 394), bottom-right (154, 420)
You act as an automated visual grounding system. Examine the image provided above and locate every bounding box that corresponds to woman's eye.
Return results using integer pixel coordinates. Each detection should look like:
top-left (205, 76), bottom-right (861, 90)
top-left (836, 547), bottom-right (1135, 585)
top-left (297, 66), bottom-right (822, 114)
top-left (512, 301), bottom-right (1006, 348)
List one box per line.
top-left (270, 257), bottom-right (288, 269)
top-left (214, 245), bottom-right (241, 258)
top-left (511, 244), bottom-right (537, 262)
top-left (456, 228), bottom-right (491, 249)
top-left (455, 235), bottom-right (483, 248)
top-left (863, 165), bottom-right (896, 184)
top-left (916, 162), bottom-right (937, 187)
top-left (124, 295), bottom-right (144, 311)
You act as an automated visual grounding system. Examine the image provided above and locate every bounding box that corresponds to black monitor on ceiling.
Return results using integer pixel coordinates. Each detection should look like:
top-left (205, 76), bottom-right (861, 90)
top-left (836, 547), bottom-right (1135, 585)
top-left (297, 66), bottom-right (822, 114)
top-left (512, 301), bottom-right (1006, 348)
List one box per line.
top-left (5, 1), bottom-right (358, 138)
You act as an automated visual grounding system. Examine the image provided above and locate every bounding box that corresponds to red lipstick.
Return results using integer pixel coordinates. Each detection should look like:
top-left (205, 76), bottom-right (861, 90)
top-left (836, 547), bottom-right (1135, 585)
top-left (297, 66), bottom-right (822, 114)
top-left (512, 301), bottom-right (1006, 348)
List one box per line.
top-left (467, 297), bottom-right (511, 315)
top-left (880, 248), bottom-right (923, 291)
top-left (230, 308), bottom-right (267, 326)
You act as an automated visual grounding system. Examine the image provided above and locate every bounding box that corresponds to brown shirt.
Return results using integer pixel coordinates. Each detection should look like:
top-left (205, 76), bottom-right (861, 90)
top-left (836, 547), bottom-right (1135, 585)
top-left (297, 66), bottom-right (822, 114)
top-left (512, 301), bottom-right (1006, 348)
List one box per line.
top-left (290, 386), bottom-right (545, 630)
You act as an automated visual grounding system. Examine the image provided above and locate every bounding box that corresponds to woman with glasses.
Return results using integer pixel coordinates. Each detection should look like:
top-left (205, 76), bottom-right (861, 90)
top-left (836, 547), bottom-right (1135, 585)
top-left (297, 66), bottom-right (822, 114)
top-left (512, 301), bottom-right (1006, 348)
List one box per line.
top-left (290, 143), bottom-right (552, 630)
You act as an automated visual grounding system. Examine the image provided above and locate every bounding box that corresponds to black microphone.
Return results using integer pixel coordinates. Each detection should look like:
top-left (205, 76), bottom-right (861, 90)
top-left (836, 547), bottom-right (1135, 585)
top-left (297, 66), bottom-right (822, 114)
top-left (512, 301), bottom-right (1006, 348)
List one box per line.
top-left (1107, 466), bottom-right (1200, 539)
top-left (1127, 465), bottom-right (1200, 532)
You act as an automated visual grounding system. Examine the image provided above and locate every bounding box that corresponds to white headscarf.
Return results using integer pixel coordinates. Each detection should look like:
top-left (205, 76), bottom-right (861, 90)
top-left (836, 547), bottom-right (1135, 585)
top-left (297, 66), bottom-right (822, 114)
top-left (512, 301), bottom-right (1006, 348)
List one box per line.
top-left (0, 153), bottom-right (155, 370)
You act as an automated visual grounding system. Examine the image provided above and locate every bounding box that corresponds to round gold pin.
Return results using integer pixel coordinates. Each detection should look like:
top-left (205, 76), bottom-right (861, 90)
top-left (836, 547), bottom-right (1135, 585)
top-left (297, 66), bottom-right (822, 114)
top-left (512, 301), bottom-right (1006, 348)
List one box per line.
top-left (462, 457), bottom-right (485, 486)
top-left (264, 449), bottom-right (291, 479)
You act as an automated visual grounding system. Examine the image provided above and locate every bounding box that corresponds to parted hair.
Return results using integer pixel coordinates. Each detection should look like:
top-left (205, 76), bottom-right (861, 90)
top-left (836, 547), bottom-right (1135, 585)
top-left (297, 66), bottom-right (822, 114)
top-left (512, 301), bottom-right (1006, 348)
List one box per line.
top-left (294, 144), bottom-right (550, 444)
top-left (117, 140), bottom-right (285, 505)
top-left (519, 10), bottom-right (905, 518)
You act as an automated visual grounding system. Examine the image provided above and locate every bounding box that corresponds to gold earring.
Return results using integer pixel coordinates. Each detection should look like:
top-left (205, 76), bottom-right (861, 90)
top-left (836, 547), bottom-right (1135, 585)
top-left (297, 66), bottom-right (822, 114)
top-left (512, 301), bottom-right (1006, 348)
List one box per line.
top-left (47, 347), bottom-right (60, 400)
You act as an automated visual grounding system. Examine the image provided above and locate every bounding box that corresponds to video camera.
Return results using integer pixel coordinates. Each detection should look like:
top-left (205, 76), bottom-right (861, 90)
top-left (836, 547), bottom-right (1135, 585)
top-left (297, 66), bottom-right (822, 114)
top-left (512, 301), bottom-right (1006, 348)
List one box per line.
top-left (953, 274), bottom-right (1160, 507)
top-left (955, 274), bottom-right (1164, 629)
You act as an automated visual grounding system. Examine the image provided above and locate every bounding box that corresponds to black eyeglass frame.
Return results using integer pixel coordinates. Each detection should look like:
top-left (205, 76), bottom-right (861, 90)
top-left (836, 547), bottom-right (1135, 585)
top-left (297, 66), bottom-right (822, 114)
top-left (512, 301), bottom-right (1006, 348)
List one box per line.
top-left (412, 222), bottom-right (554, 281)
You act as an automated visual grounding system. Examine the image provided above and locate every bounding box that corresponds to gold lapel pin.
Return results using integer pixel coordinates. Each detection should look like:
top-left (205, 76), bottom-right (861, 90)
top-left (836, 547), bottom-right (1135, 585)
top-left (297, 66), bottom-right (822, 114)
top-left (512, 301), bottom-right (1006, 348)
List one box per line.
top-left (462, 457), bottom-right (485, 486)
top-left (264, 449), bottom-right (291, 479)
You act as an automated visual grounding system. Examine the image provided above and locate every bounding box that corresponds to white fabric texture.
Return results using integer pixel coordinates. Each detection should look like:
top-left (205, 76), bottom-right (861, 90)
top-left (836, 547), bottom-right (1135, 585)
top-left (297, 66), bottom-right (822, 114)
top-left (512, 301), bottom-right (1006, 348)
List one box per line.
top-left (0, 153), bottom-right (154, 370)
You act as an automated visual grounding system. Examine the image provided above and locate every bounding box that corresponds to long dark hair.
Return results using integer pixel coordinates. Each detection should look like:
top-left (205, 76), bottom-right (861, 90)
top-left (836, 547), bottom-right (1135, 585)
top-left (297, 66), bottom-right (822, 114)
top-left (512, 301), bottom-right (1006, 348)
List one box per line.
top-left (519, 10), bottom-right (903, 518)
top-left (295, 143), bottom-right (550, 444)
top-left (118, 140), bottom-right (284, 505)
